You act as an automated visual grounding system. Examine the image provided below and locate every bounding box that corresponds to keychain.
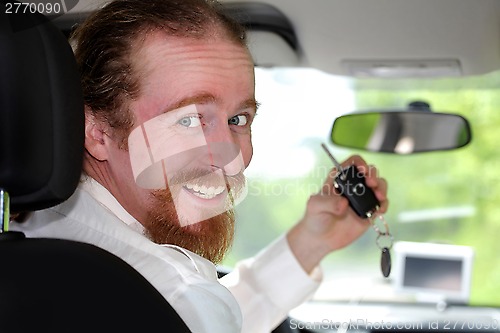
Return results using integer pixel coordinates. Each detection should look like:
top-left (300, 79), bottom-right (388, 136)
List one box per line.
top-left (371, 214), bottom-right (394, 277)
top-left (321, 143), bottom-right (393, 278)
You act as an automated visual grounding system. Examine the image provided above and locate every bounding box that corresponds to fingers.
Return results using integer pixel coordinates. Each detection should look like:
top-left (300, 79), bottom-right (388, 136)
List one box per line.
top-left (321, 154), bottom-right (389, 213)
top-left (307, 192), bottom-right (349, 216)
top-left (344, 156), bottom-right (379, 185)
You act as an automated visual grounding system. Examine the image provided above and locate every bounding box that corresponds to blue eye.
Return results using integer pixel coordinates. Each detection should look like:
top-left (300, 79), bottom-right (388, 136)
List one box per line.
top-left (229, 114), bottom-right (248, 126)
top-left (178, 115), bottom-right (202, 128)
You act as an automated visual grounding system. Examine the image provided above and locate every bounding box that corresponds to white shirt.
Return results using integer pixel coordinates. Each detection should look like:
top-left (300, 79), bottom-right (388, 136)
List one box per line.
top-left (11, 178), bottom-right (321, 333)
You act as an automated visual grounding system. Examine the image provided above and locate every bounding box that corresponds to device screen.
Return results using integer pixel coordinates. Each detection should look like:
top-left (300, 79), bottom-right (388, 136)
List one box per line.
top-left (403, 257), bottom-right (462, 291)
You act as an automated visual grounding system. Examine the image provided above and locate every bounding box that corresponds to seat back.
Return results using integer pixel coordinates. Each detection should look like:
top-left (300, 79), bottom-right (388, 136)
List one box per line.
top-left (0, 4), bottom-right (83, 212)
top-left (0, 3), bottom-right (190, 332)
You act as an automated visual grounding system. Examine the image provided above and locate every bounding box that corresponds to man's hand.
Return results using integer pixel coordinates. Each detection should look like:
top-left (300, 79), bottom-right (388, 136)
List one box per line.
top-left (286, 155), bottom-right (389, 274)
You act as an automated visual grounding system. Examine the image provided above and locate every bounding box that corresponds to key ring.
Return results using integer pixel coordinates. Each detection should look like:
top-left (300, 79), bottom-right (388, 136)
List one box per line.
top-left (369, 212), bottom-right (394, 278)
top-left (369, 213), bottom-right (394, 249)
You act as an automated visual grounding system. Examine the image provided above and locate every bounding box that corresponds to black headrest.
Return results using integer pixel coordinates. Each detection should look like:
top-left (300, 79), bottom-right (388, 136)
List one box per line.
top-left (0, 2), bottom-right (84, 212)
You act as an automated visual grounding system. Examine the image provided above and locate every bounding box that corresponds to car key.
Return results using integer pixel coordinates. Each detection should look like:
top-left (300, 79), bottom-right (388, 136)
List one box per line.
top-left (321, 143), bottom-right (380, 218)
top-left (321, 143), bottom-right (392, 278)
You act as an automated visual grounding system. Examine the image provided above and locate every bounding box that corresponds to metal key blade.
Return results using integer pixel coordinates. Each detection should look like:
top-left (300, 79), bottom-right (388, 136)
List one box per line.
top-left (321, 143), bottom-right (343, 172)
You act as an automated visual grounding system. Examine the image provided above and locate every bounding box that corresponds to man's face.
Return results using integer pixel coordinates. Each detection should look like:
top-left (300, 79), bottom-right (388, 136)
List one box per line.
top-left (104, 31), bottom-right (256, 261)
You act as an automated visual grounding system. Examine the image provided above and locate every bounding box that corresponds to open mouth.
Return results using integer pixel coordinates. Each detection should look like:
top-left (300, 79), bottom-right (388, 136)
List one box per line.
top-left (183, 183), bottom-right (226, 200)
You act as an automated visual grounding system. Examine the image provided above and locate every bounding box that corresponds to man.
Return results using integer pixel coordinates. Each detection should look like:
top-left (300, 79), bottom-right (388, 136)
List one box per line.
top-left (12, 0), bottom-right (388, 332)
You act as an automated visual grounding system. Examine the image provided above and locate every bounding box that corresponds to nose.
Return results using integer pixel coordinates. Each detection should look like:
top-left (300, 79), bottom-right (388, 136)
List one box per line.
top-left (203, 119), bottom-right (244, 176)
top-left (205, 116), bottom-right (235, 143)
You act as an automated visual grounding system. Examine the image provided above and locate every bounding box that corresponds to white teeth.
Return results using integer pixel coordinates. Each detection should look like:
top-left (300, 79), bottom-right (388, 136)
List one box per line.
top-left (184, 184), bottom-right (225, 199)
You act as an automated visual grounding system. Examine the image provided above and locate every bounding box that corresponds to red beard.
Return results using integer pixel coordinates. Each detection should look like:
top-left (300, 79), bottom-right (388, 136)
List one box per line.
top-left (143, 169), bottom-right (245, 263)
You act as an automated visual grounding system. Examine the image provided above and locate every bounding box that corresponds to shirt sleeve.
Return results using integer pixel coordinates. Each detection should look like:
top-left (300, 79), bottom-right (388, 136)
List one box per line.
top-left (219, 235), bottom-right (322, 333)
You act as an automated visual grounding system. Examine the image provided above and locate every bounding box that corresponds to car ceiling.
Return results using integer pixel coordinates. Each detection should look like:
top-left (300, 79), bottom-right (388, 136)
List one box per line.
top-left (60, 0), bottom-right (500, 77)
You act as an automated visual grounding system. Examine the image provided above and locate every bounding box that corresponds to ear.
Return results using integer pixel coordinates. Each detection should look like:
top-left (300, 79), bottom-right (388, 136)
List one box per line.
top-left (84, 107), bottom-right (109, 162)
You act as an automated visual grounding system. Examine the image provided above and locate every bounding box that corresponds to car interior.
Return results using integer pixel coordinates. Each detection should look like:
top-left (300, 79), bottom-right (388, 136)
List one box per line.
top-left (1, 0), bottom-right (500, 332)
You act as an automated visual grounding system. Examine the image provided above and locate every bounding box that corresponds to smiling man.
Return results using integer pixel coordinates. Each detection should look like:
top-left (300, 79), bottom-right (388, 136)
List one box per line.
top-left (84, 29), bottom-right (255, 263)
top-left (11, 0), bottom-right (388, 332)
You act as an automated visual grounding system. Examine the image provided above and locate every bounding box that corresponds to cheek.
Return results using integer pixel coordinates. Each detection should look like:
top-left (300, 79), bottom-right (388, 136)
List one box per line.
top-left (238, 135), bottom-right (253, 168)
top-left (107, 148), bottom-right (136, 184)
top-left (109, 148), bottom-right (153, 200)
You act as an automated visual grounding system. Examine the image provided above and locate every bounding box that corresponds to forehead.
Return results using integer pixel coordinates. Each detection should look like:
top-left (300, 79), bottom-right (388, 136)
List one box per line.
top-left (129, 31), bottom-right (255, 119)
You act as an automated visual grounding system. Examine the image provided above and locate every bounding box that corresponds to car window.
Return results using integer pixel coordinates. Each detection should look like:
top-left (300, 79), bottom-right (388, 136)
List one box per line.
top-left (222, 66), bottom-right (500, 307)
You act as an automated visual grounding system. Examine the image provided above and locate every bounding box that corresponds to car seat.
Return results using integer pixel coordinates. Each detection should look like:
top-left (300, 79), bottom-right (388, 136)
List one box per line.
top-left (0, 3), bottom-right (190, 332)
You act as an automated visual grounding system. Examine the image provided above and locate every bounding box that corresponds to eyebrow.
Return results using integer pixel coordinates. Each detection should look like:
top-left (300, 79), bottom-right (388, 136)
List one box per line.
top-left (169, 93), bottom-right (259, 114)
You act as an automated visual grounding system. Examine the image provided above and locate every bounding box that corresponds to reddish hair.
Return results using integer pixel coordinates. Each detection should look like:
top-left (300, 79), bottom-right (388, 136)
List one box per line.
top-left (71, 0), bottom-right (247, 140)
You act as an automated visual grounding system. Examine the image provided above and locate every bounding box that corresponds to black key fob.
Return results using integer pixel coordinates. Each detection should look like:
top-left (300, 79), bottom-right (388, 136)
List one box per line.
top-left (381, 247), bottom-right (392, 278)
top-left (333, 165), bottom-right (380, 218)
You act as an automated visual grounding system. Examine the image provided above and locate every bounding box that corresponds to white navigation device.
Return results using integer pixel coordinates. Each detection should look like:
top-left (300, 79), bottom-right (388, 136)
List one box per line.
top-left (393, 241), bottom-right (474, 304)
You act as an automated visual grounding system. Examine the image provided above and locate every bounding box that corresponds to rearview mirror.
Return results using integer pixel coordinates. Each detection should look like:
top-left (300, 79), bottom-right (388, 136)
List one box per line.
top-left (331, 111), bottom-right (472, 154)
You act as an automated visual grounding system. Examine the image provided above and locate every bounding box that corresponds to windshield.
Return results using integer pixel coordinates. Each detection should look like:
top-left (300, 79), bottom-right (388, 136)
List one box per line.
top-left (221, 67), bottom-right (500, 307)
